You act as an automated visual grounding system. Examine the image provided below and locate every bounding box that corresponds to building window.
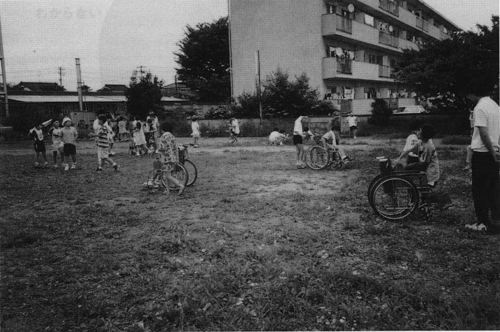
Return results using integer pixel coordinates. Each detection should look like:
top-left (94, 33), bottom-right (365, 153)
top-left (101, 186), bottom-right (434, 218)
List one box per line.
top-left (364, 13), bottom-right (375, 27)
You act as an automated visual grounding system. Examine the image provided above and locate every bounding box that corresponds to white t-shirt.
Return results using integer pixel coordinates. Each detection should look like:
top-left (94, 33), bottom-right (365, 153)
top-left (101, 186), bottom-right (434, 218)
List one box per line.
top-left (404, 133), bottom-right (419, 157)
top-left (191, 121), bottom-right (200, 135)
top-left (322, 130), bottom-right (337, 145)
top-left (471, 97), bottom-right (499, 153)
top-left (293, 116), bottom-right (304, 136)
top-left (269, 131), bottom-right (285, 143)
top-left (347, 115), bottom-right (357, 127)
top-left (231, 119), bottom-right (240, 134)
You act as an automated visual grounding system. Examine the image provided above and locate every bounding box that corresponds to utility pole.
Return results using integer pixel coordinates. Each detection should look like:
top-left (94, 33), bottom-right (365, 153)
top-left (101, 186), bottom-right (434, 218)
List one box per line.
top-left (0, 17), bottom-right (9, 118)
top-left (75, 58), bottom-right (83, 113)
top-left (137, 66), bottom-right (146, 78)
top-left (256, 50), bottom-right (263, 129)
top-left (58, 67), bottom-right (65, 88)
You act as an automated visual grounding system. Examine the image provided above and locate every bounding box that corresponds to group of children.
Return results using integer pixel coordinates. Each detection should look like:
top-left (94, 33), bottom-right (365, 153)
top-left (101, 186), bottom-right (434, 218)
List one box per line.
top-left (30, 117), bottom-right (79, 171)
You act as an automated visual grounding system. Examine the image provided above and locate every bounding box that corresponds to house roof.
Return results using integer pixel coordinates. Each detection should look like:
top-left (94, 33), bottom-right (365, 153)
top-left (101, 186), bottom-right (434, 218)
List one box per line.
top-left (163, 82), bottom-right (188, 89)
top-left (9, 95), bottom-right (127, 103)
top-left (13, 82), bottom-right (62, 91)
top-left (97, 84), bottom-right (128, 92)
top-left (9, 95), bottom-right (187, 103)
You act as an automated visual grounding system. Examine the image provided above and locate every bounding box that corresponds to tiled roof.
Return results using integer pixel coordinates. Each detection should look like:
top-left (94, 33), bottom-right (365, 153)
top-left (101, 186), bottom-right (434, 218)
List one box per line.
top-left (9, 95), bottom-right (127, 103)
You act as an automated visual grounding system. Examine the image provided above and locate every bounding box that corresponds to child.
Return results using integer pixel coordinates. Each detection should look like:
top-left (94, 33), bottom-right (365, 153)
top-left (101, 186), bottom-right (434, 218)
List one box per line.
top-left (29, 122), bottom-right (49, 168)
top-left (229, 117), bottom-right (240, 143)
top-left (191, 116), bottom-right (200, 147)
top-left (94, 115), bottom-right (119, 172)
top-left (152, 122), bottom-right (185, 196)
top-left (402, 120), bottom-right (421, 166)
top-left (321, 125), bottom-right (350, 163)
top-left (302, 126), bottom-right (316, 143)
top-left (105, 114), bottom-right (116, 156)
top-left (396, 124), bottom-right (439, 187)
top-left (347, 112), bottom-right (358, 139)
top-left (48, 120), bottom-right (64, 168)
top-left (60, 117), bottom-right (79, 171)
top-left (146, 111), bottom-right (160, 153)
top-left (269, 128), bottom-right (287, 145)
top-left (117, 117), bottom-right (128, 142)
top-left (132, 120), bottom-right (149, 156)
top-left (293, 115), bottom-right (308, 169)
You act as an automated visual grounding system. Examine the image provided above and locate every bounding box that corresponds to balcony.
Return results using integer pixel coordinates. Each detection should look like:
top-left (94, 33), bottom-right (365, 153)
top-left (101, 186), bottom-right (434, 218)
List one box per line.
top-left (416, 17), bottom-right (429, 32)
top-left (379, 31), bottom-right (399, 48)
top-left (323, 57), bottom-right (395, 82)
top-left (337, 15), bottom-right (352, 34)
top-left (378, 65), bottom-right (393, 78)
top-left (379, 0), bottom-right (399, 16)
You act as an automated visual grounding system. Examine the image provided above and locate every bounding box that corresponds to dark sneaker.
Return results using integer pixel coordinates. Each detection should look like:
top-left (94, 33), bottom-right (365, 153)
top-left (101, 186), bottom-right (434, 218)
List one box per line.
top-left (113, 164), bottom-right (119, 171)
top-left (95, 167), bottom-right (103, 172)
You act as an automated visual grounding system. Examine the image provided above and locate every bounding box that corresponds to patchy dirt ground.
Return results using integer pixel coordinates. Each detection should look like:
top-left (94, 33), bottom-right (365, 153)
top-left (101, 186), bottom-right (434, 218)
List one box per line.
top-left (1, 137), bottom-right (498, 331)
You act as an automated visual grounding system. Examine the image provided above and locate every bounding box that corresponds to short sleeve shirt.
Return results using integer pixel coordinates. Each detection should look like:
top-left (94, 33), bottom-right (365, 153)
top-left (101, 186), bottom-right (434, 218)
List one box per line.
top-left (191, 121), bottom-right (200, 135)
top-left (471, 97), bottom-right (500, 152)
top-left (293, 117), bottom-right (303, 136)
top-left (322, 130), bottom-right (337, 145)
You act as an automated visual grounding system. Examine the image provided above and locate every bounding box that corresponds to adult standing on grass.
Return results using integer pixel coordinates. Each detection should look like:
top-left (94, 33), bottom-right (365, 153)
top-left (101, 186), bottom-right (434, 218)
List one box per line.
top-left (60, 117), bottom-right (79, 171)
top-left (293, 115), bottom-right (308, 169)
top-left (347, 112), bottom-right (358, 139)
top-left (465, 91), bottom-right (500, 234)
top-left (229, 117), bottom-right (240, 143)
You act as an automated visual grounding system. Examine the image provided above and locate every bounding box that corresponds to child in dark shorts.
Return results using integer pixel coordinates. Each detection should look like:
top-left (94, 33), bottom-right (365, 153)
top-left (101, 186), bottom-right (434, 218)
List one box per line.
top-left (60, 117), bottom-right (79, 171)
top-left (29, 123), bottom-right (48, 168)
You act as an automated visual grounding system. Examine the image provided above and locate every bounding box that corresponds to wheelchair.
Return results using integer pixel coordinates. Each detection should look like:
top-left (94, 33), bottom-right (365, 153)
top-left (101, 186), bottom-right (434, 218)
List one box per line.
top-left (367, 157), bottom-right (435, 221)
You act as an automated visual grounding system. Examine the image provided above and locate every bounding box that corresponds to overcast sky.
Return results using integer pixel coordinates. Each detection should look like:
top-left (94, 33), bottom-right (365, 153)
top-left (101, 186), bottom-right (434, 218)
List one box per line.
top-left (0, 0), bottom-right (498, 91)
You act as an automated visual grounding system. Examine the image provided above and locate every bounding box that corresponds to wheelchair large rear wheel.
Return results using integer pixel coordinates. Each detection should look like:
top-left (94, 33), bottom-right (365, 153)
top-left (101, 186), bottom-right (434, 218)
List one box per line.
top-left (367, 174), bottom-right (383, 209)
top-left (308, 146), bottom-right (329, 170)
top-left (371, 176), bottom-right (419, 220)
top-left (183, 159), bottom-right (198, 187)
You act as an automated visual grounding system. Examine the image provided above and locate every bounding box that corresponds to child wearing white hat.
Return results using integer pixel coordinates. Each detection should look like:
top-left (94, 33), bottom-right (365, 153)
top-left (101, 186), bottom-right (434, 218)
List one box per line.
top-left (60, 117), bottom-right (79, 171)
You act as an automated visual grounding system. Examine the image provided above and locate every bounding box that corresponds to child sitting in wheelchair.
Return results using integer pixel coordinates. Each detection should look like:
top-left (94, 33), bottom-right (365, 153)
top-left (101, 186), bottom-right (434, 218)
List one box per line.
top-left (396, 123), bottom-right (439, 186)
top-left (395, 123), bottom-right (452, 210)
top-left (321, 125), bottom-right (350, 163)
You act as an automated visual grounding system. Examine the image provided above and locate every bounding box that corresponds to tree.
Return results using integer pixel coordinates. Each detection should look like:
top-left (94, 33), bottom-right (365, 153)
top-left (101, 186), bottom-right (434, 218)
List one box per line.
top-left (81, 85), bottom-right (92, 92)
top-left (126, 71), bottom-right (164, 119)
top-left (175, 17), bottom-right (230, 102)
top-left (236, 68), bottom-right (335, 118)
top-left (369, 99), bottom-right (392, 126)
top-left (393, 16), bottom-right (499, 112)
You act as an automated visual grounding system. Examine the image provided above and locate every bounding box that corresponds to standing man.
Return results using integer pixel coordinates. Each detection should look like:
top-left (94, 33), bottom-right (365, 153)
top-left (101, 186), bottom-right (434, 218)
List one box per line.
top-left (293, 115), bottom-right (308, 169)
top-left (465, 92), bottom-right (500, 234)
top-left (347, 112), bottom-right (358, 139)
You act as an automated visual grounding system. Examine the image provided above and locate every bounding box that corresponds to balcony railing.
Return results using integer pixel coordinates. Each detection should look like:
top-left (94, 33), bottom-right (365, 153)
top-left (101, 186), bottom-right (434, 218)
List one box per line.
top-left (416, 17), bottom-right (429, 32)
top-left (379, 31), bottom-right (399, 48)
top-left (379, 0), bottom-right (399, 16)
top-left (337, 59), bottom-right (352, 74)
top-left (378, 65), bottom-right (393, 78)
top-left (336, 15), bottom-right (352, 34)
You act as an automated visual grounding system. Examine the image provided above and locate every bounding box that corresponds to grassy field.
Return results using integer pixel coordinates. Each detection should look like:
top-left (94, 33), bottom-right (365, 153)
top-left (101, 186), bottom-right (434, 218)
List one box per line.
top-left (1, 137), bottom-right (499, 331)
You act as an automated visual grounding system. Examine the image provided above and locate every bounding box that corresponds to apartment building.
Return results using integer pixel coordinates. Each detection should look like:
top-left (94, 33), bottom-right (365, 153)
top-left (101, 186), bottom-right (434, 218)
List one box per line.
top-left (229, 0), bottom-right (460, 115)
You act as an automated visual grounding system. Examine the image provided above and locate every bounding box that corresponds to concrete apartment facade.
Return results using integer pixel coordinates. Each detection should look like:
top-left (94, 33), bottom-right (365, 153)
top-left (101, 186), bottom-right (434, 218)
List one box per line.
top-left (229, 0), bottom-right (460, 115)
